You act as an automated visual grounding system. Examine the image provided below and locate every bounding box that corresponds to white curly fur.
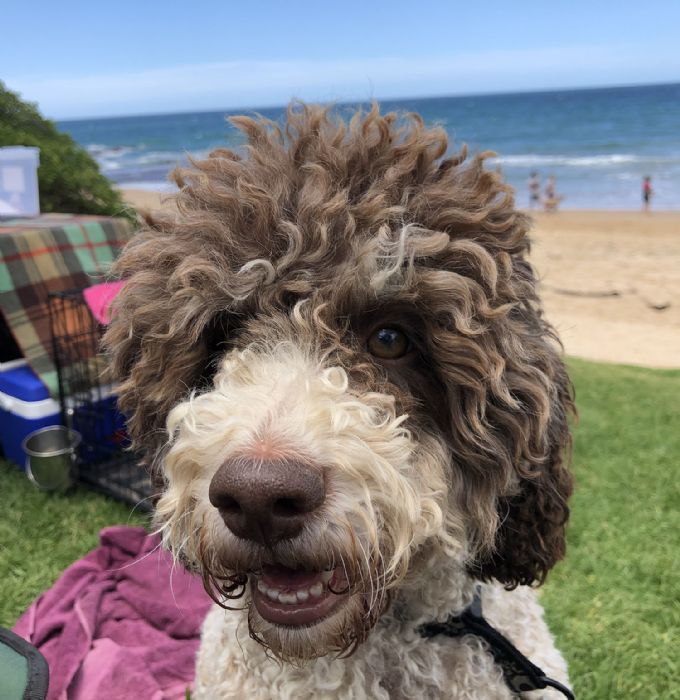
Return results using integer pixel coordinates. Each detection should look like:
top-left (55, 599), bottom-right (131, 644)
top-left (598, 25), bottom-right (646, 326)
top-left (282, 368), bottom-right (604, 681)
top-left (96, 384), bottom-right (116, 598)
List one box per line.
top-left (153, 345), bottom-right (570, 698)
top-left (195, 583), bottom-right (567, 700)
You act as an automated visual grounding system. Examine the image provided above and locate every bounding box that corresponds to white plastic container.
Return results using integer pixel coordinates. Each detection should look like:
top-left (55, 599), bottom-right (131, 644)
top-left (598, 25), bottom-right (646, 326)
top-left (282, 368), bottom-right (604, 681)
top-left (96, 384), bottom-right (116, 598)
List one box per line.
top-left (0, 146), bottom-right (40, 217)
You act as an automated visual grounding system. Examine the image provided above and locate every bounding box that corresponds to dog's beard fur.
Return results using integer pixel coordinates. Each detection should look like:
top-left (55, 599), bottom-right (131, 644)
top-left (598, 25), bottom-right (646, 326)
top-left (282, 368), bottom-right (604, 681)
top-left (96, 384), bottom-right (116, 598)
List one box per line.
top-left (154, 343), bottom-right (465, 660)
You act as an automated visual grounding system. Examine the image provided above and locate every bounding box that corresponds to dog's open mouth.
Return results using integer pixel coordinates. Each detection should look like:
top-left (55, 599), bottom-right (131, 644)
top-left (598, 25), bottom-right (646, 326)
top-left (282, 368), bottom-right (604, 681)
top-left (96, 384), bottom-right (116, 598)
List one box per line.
top-left (251, 564), bottom-right (348, 626)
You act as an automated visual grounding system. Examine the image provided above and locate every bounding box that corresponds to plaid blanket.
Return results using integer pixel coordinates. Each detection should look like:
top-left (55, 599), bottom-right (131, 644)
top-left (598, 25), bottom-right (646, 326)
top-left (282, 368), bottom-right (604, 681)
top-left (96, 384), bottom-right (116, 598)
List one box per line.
top-left (0, 214), bottom-right (134, 397)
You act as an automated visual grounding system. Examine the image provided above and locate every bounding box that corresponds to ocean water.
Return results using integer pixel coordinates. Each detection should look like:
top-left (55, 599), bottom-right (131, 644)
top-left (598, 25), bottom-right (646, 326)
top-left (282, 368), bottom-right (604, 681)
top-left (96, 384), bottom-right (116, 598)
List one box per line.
top-left (59, 83), bottom-right (680, 210)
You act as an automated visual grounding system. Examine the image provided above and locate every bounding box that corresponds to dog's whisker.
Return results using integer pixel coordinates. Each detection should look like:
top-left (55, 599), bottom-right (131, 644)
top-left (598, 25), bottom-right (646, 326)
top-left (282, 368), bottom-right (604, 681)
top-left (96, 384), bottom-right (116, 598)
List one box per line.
top-left (353, 534), bottom-right (376, 612)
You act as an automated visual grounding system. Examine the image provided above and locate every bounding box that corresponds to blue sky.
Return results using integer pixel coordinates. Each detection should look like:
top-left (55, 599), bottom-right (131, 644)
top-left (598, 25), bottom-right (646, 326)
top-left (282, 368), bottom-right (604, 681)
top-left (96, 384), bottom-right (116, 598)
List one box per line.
top-left (3, 0), bottom-right (680, 119)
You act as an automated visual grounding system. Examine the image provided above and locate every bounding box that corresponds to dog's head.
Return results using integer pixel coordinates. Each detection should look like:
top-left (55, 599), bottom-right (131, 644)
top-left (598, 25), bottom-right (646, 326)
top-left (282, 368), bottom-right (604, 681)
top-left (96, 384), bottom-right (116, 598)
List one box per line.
top-left (104, 104), bottom-right (573, 661)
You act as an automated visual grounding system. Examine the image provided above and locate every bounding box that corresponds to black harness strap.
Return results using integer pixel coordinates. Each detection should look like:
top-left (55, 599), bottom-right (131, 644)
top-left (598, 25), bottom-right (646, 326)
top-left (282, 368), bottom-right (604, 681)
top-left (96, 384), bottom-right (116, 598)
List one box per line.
top-left (419, 592), bottom-right (574, 699)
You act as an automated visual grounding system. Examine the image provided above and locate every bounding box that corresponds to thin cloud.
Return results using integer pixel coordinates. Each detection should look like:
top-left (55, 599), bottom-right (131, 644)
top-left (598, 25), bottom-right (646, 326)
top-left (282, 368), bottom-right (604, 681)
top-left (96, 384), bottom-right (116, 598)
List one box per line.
top-left (7, 44), bottom-right (676, 119)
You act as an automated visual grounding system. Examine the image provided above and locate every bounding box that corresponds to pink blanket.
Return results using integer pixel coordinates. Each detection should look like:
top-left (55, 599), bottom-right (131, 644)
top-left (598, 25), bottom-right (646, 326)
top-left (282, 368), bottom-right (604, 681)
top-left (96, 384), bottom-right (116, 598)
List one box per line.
top-left (13, 526), bottom-right (212, 700)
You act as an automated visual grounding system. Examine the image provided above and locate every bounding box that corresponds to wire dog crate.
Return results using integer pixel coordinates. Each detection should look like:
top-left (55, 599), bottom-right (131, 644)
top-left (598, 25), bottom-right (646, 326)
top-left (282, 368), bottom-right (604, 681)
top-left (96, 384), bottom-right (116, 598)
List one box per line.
top-left (48, 289), bottom-right (154, 511)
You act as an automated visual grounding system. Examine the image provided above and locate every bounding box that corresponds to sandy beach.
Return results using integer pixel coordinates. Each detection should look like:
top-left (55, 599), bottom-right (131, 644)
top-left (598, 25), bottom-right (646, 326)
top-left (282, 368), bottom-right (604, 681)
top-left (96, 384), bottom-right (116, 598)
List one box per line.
top-left (120, 189), bottom-right (680, 369)
top-left (529, 210), bottom-right (680, 369)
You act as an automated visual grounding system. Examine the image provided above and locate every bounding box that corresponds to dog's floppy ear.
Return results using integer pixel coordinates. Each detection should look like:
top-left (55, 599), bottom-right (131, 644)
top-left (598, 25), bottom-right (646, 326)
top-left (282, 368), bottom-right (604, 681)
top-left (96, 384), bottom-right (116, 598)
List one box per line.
top-left (471, 343), bottom-right (574, 588)
top-left (102, 221), bottom-right (224, 466)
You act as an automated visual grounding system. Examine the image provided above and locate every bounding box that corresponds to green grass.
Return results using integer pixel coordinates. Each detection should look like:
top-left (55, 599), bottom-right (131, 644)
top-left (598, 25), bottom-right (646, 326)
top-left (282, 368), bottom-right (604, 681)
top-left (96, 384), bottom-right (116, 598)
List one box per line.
top-left (0, 465), bottom-right (148, 627)
top-left (542, 359), bottom-right (680, 700)
top-left (0, 358), bottom-right (678, 698)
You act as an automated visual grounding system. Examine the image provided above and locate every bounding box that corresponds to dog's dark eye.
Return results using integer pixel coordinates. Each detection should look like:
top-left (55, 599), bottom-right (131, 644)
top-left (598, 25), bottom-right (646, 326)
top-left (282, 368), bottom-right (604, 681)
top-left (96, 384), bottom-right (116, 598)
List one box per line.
top-left (367, 327), bottom-right (411, 360)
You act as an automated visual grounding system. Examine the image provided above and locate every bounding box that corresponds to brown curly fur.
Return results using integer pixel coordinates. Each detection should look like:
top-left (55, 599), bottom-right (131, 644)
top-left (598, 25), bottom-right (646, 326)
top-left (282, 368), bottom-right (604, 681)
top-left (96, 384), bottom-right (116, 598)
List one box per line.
top-left (104, 102), bottom-right (574, 588)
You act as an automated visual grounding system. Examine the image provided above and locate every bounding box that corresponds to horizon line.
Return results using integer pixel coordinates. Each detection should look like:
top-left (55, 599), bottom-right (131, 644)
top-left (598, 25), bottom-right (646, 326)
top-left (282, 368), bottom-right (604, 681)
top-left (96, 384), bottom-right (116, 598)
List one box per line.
top-left (55, 79), bottom-right (679, 123)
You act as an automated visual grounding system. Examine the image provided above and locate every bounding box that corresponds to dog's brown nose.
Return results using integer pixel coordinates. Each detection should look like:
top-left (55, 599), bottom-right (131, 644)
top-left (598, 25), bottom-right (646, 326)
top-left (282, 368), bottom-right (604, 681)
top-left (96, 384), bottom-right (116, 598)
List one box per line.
top-left (209, 458), bottom-right (325, 544)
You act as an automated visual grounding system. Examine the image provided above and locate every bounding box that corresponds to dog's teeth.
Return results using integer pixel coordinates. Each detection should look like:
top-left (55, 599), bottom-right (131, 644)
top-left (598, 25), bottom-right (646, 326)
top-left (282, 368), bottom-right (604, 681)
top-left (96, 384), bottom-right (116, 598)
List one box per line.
top-left (278, 592), bottom-right (298, 604)
top-left (255, 574), bottom-right (330, 605)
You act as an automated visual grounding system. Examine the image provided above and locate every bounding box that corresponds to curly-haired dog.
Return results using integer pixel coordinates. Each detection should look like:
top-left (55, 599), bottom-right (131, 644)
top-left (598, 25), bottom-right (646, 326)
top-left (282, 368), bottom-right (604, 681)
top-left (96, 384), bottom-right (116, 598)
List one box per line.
top-left (105, 104), bottom-right (574, 699)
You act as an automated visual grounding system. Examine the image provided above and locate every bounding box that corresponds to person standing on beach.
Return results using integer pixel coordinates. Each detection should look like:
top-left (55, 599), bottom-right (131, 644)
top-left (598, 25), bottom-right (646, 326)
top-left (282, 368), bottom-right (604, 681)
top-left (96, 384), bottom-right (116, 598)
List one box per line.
top-left (642, 176), bottom-right (653, 212)
top-left (544, 175), bottom-right (561, 212)
top-left (528, 171), bottom-right (541, 209)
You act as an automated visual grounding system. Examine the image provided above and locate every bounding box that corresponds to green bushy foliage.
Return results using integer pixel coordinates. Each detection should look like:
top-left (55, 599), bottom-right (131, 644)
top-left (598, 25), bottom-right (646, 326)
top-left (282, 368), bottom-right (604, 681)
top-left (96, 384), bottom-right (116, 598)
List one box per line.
top-left (0, 81), bottom-right (132, 219)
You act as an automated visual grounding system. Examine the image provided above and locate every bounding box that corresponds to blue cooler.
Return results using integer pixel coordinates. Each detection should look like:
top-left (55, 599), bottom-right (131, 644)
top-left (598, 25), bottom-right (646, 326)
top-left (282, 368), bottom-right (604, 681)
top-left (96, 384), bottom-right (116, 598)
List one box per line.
top-left (0, 363), bottom-right (61, 468)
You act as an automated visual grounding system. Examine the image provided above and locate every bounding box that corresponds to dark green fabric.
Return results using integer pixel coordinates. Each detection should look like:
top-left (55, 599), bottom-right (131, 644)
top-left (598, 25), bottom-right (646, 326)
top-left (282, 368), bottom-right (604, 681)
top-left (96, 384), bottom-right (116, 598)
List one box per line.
top-left (0, 627), bottom-right (49, 700)
top-left (0, 638), bottom-right (27, 699)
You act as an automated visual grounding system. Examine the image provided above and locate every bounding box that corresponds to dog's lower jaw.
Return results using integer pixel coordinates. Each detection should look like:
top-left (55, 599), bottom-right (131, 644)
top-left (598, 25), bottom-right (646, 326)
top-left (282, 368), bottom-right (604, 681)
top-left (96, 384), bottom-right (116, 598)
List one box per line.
top-left (241, 549), bottom-right (465, 662)
top-left (247, 576), bottom-right (379, 662)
